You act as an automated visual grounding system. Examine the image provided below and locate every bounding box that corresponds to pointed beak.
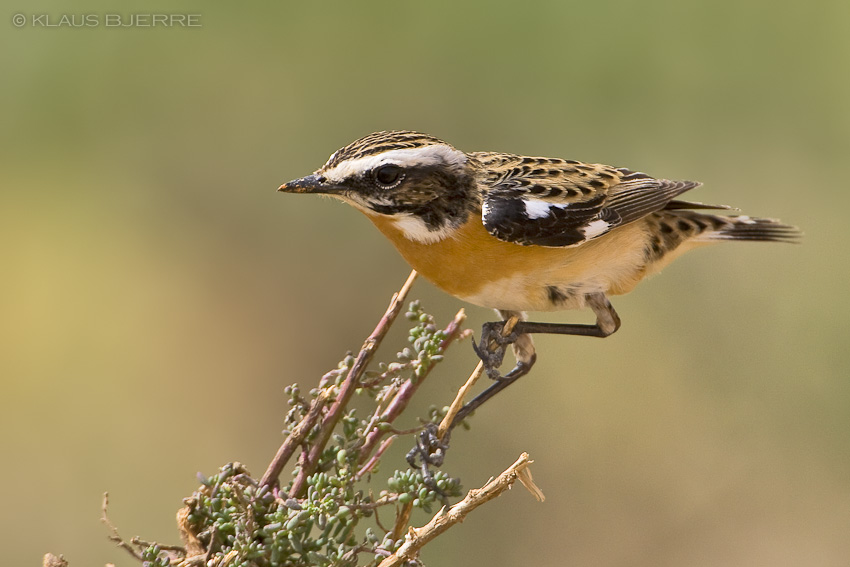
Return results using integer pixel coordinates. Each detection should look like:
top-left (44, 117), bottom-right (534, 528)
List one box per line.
top-left (278, 174), bottom-right (339, 194)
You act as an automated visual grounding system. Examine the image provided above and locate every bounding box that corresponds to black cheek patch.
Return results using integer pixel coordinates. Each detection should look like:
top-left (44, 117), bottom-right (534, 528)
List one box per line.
top-left (361, 166), bottom-right (478, 232)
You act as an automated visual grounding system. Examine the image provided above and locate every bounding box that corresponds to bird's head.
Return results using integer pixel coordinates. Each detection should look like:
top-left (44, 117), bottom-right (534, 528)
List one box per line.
top-left (279, 131), bottom-right (480, 242)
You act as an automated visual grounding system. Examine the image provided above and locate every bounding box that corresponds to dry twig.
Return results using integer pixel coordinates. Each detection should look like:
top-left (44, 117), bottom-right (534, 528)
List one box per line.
top-left (288, 270), bottom-right (418, 497)
top-left (437, 314), bottom-right (520, 439)
top-left (101, 493), bottom-right (144, 561)
top-left (378, 452), bottom-right (541, 567)
top-left (93, 273), bottom-right (543, 567)
top-left (358, 308), bottom-right (467, 463)
top-left (260, 386), bottom-right (332, 488)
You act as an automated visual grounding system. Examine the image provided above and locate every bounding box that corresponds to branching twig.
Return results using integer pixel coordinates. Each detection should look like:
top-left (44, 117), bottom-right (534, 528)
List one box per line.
top-left (378, 452), bottom-right (541, 567)
top-left (390, 501), bottom-right (414, 545)
top-left (101, 493), bottom-right (145, 561)
top-left (129, 537), bottom-right (185, 552)
top-left (97, 277), bottom-right (544, 567)
top-left (358, 308), bottom-right (467, 464)
top-left (355, 435), bottom-right (397, 480)
top-left (260, 386), bottom-right (332, 488)
top-left (289, 270), bottom-right (418, 497)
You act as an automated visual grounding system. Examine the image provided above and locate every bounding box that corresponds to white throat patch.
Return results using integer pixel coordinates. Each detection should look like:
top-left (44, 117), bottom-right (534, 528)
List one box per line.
top-left (390, 214), bottom-right (455, 244)
top-left (321, 144), bottom-right (467, 183)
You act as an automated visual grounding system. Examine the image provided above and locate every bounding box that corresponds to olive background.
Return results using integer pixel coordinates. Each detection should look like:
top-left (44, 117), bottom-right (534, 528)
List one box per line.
top-left (2, 1), bottom-right (849, 566)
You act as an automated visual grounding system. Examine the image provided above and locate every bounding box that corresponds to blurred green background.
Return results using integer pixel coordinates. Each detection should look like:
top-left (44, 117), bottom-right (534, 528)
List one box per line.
top-left (2, 1), bottom-right (848, 565)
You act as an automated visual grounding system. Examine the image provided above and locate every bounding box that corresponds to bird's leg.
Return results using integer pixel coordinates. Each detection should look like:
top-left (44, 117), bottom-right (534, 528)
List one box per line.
top-left (458, 293), bottom-right (620, 427)
top-left (409, 314), bottom-right (528, 475)
top-left (408, 293), bottom-right (620, 475)
top-left (511, 292), bottom-right (621, 340)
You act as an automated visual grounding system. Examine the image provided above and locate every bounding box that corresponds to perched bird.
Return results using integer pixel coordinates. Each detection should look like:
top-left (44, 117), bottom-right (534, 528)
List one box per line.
top-left (278, 130), bottom-right (800, 423)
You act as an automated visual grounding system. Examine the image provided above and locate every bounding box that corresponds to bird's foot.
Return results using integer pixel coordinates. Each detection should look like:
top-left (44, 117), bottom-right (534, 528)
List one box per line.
top-left (472, 321), bottom-right (520, 380)
top-left (405, 423), bottom-right (453, 500)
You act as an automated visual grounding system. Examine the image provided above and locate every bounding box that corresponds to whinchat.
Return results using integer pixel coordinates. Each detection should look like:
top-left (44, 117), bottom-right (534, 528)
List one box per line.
top-left (278, 130), bottom-right (800, 424)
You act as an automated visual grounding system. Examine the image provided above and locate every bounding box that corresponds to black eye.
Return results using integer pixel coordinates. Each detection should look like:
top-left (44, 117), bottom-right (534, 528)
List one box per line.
top-left (374, 164), bottom-right (403, 187)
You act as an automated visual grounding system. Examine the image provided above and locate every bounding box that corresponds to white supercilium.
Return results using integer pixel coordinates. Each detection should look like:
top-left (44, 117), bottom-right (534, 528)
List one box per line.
top-left (322, 145), bottom-right (467, 183)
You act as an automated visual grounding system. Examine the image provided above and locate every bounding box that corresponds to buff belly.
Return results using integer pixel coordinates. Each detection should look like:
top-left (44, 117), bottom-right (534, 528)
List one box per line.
top-left (365, 213), bottom-right (664, 313)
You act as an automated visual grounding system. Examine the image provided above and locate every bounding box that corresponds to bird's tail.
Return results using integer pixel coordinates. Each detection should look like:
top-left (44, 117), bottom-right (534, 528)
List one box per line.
top-left (693, 214), bottom-right (802, 243)
top-left (641, 210), bottom-right (801, 276)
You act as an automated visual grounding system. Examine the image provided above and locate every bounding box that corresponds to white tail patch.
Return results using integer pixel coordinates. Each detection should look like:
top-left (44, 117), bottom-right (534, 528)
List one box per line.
top-left (322, 144), bottom-right (467, 183)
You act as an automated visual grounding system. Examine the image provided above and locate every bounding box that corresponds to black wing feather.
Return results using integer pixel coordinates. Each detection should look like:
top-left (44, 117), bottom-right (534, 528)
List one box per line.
top-left (484, 191), bottom-right (610, 247)
top-left (480, 160), bottom-right (704, 248)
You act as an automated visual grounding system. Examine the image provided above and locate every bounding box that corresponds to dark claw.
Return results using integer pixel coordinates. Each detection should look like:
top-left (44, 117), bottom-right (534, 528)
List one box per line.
top-left (481, 321), bottom-right (520, 347)
top-left (406, 423), bottom-right (449, 470)
top-left (471, 337), bottom-right (503, 379)
top-left (500, 354), bottom-right (536, 381)
top-left (406, 424), bottom-right (453, 499)
top-left (472, 321), bottom-right (521, 380)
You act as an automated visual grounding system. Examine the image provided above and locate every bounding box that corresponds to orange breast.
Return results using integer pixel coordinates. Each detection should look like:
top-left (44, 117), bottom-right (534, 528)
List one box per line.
top-left (364, 213), bottom-right (658, 312)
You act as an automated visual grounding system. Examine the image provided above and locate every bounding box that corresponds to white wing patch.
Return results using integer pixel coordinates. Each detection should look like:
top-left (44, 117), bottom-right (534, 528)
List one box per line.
top-left (581, 219), bottom-right (612, 239)
top-left (522, 199), bottom-right (568, 220)
top-left (482, 199), bottom-right (491, 221)
top-left (322, 145), bottom-right (467, 183)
